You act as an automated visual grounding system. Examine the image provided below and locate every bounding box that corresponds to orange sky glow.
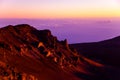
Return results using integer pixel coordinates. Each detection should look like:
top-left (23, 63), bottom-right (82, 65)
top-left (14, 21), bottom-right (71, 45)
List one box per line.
top-left (0, 0), bottom-right (120, 19)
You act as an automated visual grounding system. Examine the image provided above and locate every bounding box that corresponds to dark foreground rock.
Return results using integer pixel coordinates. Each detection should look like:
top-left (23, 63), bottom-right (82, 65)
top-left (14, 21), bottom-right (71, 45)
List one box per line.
top-left (0, 24), bottom-right (117, 80)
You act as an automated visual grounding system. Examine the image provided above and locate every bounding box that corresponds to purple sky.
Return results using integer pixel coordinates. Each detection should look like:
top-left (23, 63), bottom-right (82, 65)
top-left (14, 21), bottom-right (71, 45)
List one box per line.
top-left (0, 1), bottom-right (120, 43)
top-left (0, 18), bottom-right (120, 43)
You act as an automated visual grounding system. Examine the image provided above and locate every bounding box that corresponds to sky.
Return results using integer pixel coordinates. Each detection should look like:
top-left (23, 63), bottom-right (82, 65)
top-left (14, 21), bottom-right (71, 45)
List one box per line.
top-left (0, 0), bottom-right (120, 19)
top-left (0, 0), bottom-right (120, 43)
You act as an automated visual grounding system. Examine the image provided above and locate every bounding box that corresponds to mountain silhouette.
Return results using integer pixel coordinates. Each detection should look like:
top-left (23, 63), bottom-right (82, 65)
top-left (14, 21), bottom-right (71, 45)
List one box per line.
top-left (70, 36), bottom-right (120, 67)
top-left (0, 24), bottom-right (119, 80)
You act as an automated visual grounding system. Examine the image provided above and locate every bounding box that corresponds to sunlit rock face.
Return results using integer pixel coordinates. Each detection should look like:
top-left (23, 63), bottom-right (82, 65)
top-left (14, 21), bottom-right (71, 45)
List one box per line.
top-left (0, 24), bottom-right (116, 80)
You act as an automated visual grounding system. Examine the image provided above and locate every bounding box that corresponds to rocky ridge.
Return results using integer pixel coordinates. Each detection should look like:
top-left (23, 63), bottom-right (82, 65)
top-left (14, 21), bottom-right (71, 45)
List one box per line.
top-left (0, 24), bottom-right (104, 80)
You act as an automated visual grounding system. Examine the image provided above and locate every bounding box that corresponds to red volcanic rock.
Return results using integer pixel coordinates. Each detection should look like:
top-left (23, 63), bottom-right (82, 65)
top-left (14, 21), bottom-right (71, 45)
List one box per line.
top-left (0, 24), bottom-right (112, 80)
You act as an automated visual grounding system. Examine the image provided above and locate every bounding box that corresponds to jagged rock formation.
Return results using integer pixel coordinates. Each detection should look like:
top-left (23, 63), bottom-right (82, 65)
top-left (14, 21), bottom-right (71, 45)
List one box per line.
top-left (0, 24), bottom-right (109, 80)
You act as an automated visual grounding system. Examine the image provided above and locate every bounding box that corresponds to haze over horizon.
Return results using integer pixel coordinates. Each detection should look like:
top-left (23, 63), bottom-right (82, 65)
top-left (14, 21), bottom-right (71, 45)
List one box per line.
top-left (0, 0), bottom-right (120, 43)
top-left (0, 18), bottom-right (120, 43)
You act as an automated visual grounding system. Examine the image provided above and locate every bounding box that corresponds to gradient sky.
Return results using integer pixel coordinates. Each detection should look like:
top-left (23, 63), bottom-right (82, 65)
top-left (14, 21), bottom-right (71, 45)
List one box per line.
top-left (0, 0), bottom-right (120, 18)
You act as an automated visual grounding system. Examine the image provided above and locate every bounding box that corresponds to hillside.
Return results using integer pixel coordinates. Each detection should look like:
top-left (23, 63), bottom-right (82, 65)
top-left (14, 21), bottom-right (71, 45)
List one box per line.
top-left (70, 36), bottom-right (120, 67)
top-left (0, 24), bottom-right (119, 80)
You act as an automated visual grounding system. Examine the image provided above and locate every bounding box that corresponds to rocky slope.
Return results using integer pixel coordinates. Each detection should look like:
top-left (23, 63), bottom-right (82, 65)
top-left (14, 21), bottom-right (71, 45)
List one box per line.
top-left (0, 24), bottom-right (114, 80)
top-left (71, 37), bottom-right (120, 80)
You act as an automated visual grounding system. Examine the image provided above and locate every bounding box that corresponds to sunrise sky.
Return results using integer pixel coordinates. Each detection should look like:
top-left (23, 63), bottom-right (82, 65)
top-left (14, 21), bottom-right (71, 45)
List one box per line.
top-left (0, 0), bottom-right (120, 19)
